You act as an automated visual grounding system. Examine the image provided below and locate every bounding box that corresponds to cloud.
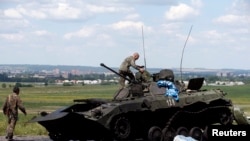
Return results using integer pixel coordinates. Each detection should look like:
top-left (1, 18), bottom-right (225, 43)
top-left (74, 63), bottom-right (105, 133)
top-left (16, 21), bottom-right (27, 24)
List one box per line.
top-left (5, 1), bottom-right (134, 21)
top-left (191, 0), bottom-right (203, 8)
top-left (165, 3), bottom-right (199, 21)
top-left (17, 5), bottom-right (47, 19)
top-left (16, 2), bottom-right (80, 20)
top-left (112, 21), bottom-right (144, 30)
top-left (48, 3), bottom-right (81, 20)
top-left (214, 14), bottom-right (250, 26)
top-left (3, 8), bottom-right (22, 18)
top-left (124, 13), bottom-right (140, 20)
top-left (204, 30), bottom-right (226, 40)
top-left (231, 0), bottom-right (250, 14)
top-left (64, 27), bottom-right (95, 39)
top-left (86, 4), bottom-right (132, 13)
top-left (33, 30), bottom-right (51, 36)
top-left (0, 33), bottom-right (24, 41)
top-left (213, 0), bottom-right (250, 26)
top-left (0, 18), bottom-right (30, 31)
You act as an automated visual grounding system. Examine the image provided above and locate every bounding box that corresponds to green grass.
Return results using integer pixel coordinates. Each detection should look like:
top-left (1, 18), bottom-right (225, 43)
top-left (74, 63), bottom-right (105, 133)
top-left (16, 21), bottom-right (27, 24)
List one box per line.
top-left (203, 84), bottom-right (250, 115)
top-left (203, 85), bottom-right (250, 104)
top-left (0, 84), bottom-right (249, 136)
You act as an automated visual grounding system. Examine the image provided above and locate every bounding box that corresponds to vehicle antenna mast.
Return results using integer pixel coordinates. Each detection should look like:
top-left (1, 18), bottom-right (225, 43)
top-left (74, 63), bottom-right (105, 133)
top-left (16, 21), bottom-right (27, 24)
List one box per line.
top-left (141, 25), bottom-right (147, 70)
top-left (180, 25), bottom-right (193, 81)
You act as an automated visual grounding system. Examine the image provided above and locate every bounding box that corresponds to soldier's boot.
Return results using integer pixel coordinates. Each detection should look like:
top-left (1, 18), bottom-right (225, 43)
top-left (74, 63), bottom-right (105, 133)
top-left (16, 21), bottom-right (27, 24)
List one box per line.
top-left (6, 133), bottom-right (13, 141)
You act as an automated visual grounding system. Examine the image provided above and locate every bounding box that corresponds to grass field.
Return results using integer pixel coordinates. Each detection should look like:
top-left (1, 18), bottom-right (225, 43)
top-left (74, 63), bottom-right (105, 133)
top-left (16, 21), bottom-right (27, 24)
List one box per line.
top-left (0, 83), bottom-right (249, 136)
top-left (204, 85), bottom-right (250, 111)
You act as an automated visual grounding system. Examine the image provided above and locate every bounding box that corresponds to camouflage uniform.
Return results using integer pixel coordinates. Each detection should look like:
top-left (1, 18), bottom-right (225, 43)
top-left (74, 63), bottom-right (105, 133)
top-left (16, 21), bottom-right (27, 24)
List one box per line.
top-left (2, 87), bottom-right (26, 141)
top-left (119, 55), bottom-right (141, 88)
top-left (135, 70), bottom-right (152, 83)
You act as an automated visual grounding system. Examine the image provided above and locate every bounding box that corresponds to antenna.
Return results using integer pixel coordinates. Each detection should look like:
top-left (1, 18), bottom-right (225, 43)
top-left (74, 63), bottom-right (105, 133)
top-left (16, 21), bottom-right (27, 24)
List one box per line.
top-left (141, 25), bottom-right (147, 70)
top-left (180, 25), bottom-right (193, 81)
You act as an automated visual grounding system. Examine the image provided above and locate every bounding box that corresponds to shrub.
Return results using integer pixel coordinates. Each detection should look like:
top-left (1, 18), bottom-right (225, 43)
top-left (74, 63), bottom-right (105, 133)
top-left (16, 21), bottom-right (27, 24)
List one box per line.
top-left (1, 83), bottom-right (6, 88)
top-left (63, 83), bottom-right (73, 86)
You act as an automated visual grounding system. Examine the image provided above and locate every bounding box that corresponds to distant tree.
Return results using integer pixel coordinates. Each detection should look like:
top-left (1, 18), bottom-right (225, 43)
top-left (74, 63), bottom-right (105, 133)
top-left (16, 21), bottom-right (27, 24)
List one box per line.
top-left (206, 76), bottom-right (220, 83)
top-left (68, 73), bottom-right (73, 81)
top-left (21, 84), bottom-right (33, 87)
top-left (99, 73), bottom-right (105, 80)
top-left (15, 82), bottom-right (22, 87)
top-left (63, 82), bottom-right (73, 86)
top-left (0, 73), bottom-right (9, 81)
top-left (59, 75), bottom-right (65, 80)
top-left (2, 83), bottom-right (6, 88)
top-left (44, 81), bottom-right (48, 86)
top-left (81, 82), bottom-right (85, 86)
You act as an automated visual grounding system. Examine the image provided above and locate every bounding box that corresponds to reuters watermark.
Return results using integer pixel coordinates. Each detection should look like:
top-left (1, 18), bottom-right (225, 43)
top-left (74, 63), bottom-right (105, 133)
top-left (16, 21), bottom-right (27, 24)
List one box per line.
top-left (207, 125), bottom-right (250, 140)
top-left (212, 128), bottom-right (246, 136)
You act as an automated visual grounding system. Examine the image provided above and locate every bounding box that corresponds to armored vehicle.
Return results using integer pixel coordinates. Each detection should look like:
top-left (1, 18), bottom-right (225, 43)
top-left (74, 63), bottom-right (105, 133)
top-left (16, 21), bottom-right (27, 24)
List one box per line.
top-left (29, 63), bottom-right (249, 141)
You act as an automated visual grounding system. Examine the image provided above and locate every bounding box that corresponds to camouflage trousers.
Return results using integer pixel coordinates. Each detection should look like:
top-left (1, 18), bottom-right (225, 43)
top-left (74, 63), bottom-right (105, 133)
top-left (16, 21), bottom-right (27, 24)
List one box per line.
top-left (119, 70), bottom-right (135, 88)
top-left (6, 116), bottom-right (17, 139)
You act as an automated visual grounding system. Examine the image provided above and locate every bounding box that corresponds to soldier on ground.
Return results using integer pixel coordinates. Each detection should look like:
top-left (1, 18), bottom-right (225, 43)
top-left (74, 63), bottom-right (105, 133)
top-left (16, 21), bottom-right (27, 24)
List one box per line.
top-left (2, 86), bottom-right (27, 141)
top-left (119, 52), bottom-right (144, 88)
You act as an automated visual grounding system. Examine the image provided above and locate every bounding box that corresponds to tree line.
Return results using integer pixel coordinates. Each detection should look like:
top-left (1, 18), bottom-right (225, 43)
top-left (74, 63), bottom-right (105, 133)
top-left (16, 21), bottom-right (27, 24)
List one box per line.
top-left (0, 73), bottom-right (117, 83)
top-left (1, 72), bottom-right (250, 85)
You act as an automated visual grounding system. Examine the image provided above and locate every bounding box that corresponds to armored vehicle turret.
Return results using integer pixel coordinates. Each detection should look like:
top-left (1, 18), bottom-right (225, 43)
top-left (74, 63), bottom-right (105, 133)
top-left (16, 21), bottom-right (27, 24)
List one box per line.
top-left (29, 63), bottom-right (249, 141)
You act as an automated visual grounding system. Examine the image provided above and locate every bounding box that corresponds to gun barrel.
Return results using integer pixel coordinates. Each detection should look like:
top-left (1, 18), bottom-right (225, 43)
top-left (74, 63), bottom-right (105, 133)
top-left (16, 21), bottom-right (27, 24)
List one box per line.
top-left (100, 63), bottom-right (131, 82)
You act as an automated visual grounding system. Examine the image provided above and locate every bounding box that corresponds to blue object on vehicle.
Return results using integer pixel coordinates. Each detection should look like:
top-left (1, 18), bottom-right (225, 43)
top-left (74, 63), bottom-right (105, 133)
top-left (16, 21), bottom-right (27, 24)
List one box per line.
top-left (157, 80), bottom-right (179, 101)
top-left (173, 135), bottom-right (197, 141)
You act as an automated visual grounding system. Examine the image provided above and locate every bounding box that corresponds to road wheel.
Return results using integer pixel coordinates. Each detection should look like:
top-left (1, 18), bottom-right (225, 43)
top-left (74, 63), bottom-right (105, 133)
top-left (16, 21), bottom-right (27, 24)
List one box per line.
top-left (112, 116), bottom-right (132, 140)
top-left (176, 126), bottom-right (188, 137)
top-left (189, 127), bottom-right (203, 140)
top-left (219, 111), bottom-right (233, 125)
top-left (148, 126), bottom-right (162, 141)
top-left (161, 127), bottom-right (175, 141)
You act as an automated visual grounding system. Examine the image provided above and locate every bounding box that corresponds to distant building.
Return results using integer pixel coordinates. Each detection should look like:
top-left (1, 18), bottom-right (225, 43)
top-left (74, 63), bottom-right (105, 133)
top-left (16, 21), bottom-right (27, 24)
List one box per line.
top-left (216, 72), bottom-right (233, 77)
top-left (210, 81), bottom-right (245, 86)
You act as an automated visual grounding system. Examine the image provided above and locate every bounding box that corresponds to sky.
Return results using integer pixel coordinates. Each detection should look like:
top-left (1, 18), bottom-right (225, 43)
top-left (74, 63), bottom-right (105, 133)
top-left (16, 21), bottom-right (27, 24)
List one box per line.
top-left (0, 0), bottom-right (249, 70)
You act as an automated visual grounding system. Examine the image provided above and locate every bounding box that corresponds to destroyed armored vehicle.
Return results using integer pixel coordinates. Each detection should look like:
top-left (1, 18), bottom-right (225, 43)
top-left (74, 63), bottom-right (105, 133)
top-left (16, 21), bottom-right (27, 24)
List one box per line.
top-left (29, 63), bottom-right (249, 141)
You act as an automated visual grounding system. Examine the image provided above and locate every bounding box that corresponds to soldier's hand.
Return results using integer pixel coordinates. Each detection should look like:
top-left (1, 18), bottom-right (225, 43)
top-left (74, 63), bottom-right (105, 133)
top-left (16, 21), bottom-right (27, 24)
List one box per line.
top-left (140, 65), bottom-right (144, 68)
top-left (139, 68), bottom-right (144, 73)
top-left (137, 65), bottom-right (144, 68)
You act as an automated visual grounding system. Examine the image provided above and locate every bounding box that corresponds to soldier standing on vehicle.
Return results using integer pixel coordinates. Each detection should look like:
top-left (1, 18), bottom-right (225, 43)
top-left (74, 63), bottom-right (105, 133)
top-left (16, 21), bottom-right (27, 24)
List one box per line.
top-left (119, 52), bottom-right (144, 88)
top-left (2, 86), bottom-right (27, 141)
